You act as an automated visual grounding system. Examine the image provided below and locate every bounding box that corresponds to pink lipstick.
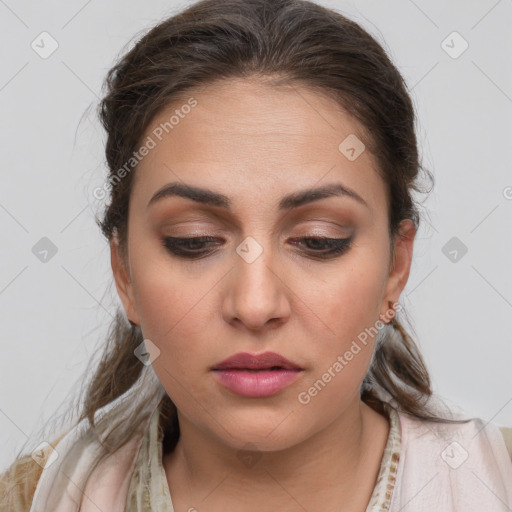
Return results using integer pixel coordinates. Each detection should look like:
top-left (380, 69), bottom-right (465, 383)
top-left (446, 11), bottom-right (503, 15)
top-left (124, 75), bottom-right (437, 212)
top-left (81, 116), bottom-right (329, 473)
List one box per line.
top-left (211, 352), bottom-right (303, 397)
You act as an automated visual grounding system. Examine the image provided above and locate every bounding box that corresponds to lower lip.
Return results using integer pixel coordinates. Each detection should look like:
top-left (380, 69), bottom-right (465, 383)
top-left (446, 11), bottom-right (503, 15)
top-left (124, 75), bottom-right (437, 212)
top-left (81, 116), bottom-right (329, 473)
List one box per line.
top-left (212, 369), bottom-right (303, 397)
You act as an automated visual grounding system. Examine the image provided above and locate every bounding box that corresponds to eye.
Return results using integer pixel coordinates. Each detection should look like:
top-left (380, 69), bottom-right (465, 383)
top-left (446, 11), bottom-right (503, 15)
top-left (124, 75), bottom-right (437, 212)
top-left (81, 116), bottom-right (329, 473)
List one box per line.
top-left (289, 236), bottom-right (354, 259)
top-left (161, 236), bottom-right (221, 259)
top-left (161, 235), bottom-right (354, 260)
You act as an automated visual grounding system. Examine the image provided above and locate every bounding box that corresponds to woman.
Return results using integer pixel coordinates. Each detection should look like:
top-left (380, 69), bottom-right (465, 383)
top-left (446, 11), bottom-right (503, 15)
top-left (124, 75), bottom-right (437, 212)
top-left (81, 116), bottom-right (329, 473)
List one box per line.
top-left (2, 0), bottom-right (511, 510)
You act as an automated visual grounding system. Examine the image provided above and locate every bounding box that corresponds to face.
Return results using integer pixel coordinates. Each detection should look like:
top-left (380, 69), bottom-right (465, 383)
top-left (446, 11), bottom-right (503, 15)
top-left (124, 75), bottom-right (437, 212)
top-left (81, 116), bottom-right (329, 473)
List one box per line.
top-left (111, 77), bottom-right (415, 452)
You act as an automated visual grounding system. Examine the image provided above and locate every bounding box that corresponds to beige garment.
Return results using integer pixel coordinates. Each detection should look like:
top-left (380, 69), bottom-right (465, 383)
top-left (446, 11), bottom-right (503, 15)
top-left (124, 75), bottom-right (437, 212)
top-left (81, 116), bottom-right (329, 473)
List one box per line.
top-left (500, 425), bottom-right (512, 456)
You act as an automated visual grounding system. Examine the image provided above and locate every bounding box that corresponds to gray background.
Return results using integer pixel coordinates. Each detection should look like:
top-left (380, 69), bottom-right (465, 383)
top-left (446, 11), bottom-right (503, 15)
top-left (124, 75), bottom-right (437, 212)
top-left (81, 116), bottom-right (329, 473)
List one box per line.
top-left (1, 0), bottom-right (511, 470)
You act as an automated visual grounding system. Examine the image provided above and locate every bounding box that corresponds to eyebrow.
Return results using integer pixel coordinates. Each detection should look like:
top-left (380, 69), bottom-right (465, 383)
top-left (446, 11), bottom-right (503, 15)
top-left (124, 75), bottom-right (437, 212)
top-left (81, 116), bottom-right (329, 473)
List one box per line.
top-left (147, 181), bottom-right (369, 211)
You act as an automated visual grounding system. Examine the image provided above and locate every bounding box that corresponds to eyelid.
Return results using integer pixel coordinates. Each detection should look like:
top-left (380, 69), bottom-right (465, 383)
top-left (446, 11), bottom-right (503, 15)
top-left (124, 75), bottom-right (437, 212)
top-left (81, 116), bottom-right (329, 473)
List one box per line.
top-left (162, 219), bottom-right (352, 234)
top-left (293, 227), bottom-right (352, 238)
top-left (159, 210), bottom-right (354, 232)
top-left (160, 224), bottom-right (230, 237)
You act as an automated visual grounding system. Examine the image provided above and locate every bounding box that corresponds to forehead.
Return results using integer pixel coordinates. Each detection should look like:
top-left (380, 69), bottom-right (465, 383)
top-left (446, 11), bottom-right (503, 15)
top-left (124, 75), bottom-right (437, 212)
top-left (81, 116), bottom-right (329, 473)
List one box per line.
top-left (131, 78), bottom-right (386, 216)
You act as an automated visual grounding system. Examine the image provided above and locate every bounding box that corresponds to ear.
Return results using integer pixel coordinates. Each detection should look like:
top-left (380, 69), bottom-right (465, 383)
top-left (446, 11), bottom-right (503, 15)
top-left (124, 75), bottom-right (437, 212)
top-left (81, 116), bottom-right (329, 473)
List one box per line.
top-left (379, 219), bottom-right (416, 321)
top-left (110, 235), bottom-right (140, 326)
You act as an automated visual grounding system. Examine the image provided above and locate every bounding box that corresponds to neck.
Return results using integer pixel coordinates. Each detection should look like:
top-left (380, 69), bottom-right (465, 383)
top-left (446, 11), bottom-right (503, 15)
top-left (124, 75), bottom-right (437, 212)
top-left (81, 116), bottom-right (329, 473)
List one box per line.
top-left (163, 398), bottom-right (390, 511)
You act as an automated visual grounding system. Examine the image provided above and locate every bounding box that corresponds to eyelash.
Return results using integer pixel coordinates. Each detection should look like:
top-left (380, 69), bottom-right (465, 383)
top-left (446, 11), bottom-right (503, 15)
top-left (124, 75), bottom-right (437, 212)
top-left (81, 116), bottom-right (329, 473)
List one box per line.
top-left (161, 235), bottom-right (354, 260)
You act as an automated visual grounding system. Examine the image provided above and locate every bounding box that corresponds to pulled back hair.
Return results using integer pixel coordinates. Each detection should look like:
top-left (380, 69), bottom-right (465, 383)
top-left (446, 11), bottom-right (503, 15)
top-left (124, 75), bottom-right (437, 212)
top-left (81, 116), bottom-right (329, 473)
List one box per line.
top-left (90, 0), bottom-right (472, 452)
top-left (1, 0), bottom-right (472, 509)
top-left (93, 0), bottom-right (470, 451)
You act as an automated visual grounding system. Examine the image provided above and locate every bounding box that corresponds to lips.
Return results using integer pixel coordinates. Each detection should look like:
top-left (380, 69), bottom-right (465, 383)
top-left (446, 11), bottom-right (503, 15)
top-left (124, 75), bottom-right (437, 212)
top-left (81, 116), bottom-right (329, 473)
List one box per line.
top-left (211, 352), bottom-right (303, 397)
top-left (211, 351), bottom-right (303, 371)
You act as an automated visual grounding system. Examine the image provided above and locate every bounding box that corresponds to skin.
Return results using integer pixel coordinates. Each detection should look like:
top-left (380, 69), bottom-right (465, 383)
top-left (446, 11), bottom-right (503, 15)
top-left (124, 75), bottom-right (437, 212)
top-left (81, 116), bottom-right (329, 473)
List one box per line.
top-left (111, 77), bottom-right (415, 512)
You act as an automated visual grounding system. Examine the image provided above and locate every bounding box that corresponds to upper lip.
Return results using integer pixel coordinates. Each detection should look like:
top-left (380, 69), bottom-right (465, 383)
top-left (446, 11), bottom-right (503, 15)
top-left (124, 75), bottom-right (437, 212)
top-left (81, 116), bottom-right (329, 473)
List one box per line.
top-left (211, 352), bottom-right (303, 371)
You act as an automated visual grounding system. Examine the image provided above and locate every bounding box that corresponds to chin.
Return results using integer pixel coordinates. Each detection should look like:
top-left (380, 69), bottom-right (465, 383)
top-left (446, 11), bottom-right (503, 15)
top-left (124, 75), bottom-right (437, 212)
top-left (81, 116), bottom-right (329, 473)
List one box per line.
top-left (214, 416), bottom-right (309, 453)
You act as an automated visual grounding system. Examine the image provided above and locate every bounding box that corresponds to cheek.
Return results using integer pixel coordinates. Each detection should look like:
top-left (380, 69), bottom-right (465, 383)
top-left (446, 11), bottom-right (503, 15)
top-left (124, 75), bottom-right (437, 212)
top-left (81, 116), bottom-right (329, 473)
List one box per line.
top-left (318, 266), bottom-right (385, 335)
top-left (128, 260), bottom-right (218, 376)
top-left (134, 281), bottom-right (209, 363)
top-left (295, 274), bottom-right (381, 413)
top-left (129, 242), bottom-right (196, 328)
top-left (301, 259), bottom-right (387, 379)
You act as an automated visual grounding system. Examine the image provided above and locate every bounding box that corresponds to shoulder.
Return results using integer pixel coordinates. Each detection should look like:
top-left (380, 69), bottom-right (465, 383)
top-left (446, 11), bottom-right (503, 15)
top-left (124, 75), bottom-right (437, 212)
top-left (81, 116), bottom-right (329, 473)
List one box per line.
top-left (390, 412), bottom-right (512, 510)
top-left (0, 434), bottom-right (65, 511)
top-left (397, 411), bottom-right (512, 473)
top-left (399, 412), bottom-right (510, 449)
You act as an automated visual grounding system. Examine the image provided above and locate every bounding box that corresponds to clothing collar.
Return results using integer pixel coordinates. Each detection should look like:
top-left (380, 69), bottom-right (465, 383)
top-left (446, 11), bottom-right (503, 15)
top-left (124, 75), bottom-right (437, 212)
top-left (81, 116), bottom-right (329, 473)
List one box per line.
top-left (125, 401), bottom-right (401, 511)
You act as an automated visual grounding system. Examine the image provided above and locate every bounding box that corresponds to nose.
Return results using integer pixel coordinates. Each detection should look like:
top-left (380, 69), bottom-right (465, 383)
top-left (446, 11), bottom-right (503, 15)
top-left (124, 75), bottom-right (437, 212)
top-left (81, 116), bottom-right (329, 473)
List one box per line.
top-left (222, 240), bottom-right (291, 332)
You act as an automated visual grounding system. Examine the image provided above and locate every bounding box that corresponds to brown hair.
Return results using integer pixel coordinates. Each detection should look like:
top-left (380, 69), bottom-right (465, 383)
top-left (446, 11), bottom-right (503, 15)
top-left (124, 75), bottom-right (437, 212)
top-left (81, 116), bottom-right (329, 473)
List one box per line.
top-left (92, 0), bottom-right (471, 451)
top-left (2, 0), bottom-right (471, 507)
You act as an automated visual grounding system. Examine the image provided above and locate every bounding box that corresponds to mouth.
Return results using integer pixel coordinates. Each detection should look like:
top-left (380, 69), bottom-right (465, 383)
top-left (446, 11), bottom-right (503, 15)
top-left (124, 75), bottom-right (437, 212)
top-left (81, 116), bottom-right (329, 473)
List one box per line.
top-left (210, 352), bottom-right (304, 397)
top-left (223, 366), bottom-right (295, 372)
top-left (211, 351), bottom-right (303, 372)
top-left (211, 368), bottom-right (303, 397)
